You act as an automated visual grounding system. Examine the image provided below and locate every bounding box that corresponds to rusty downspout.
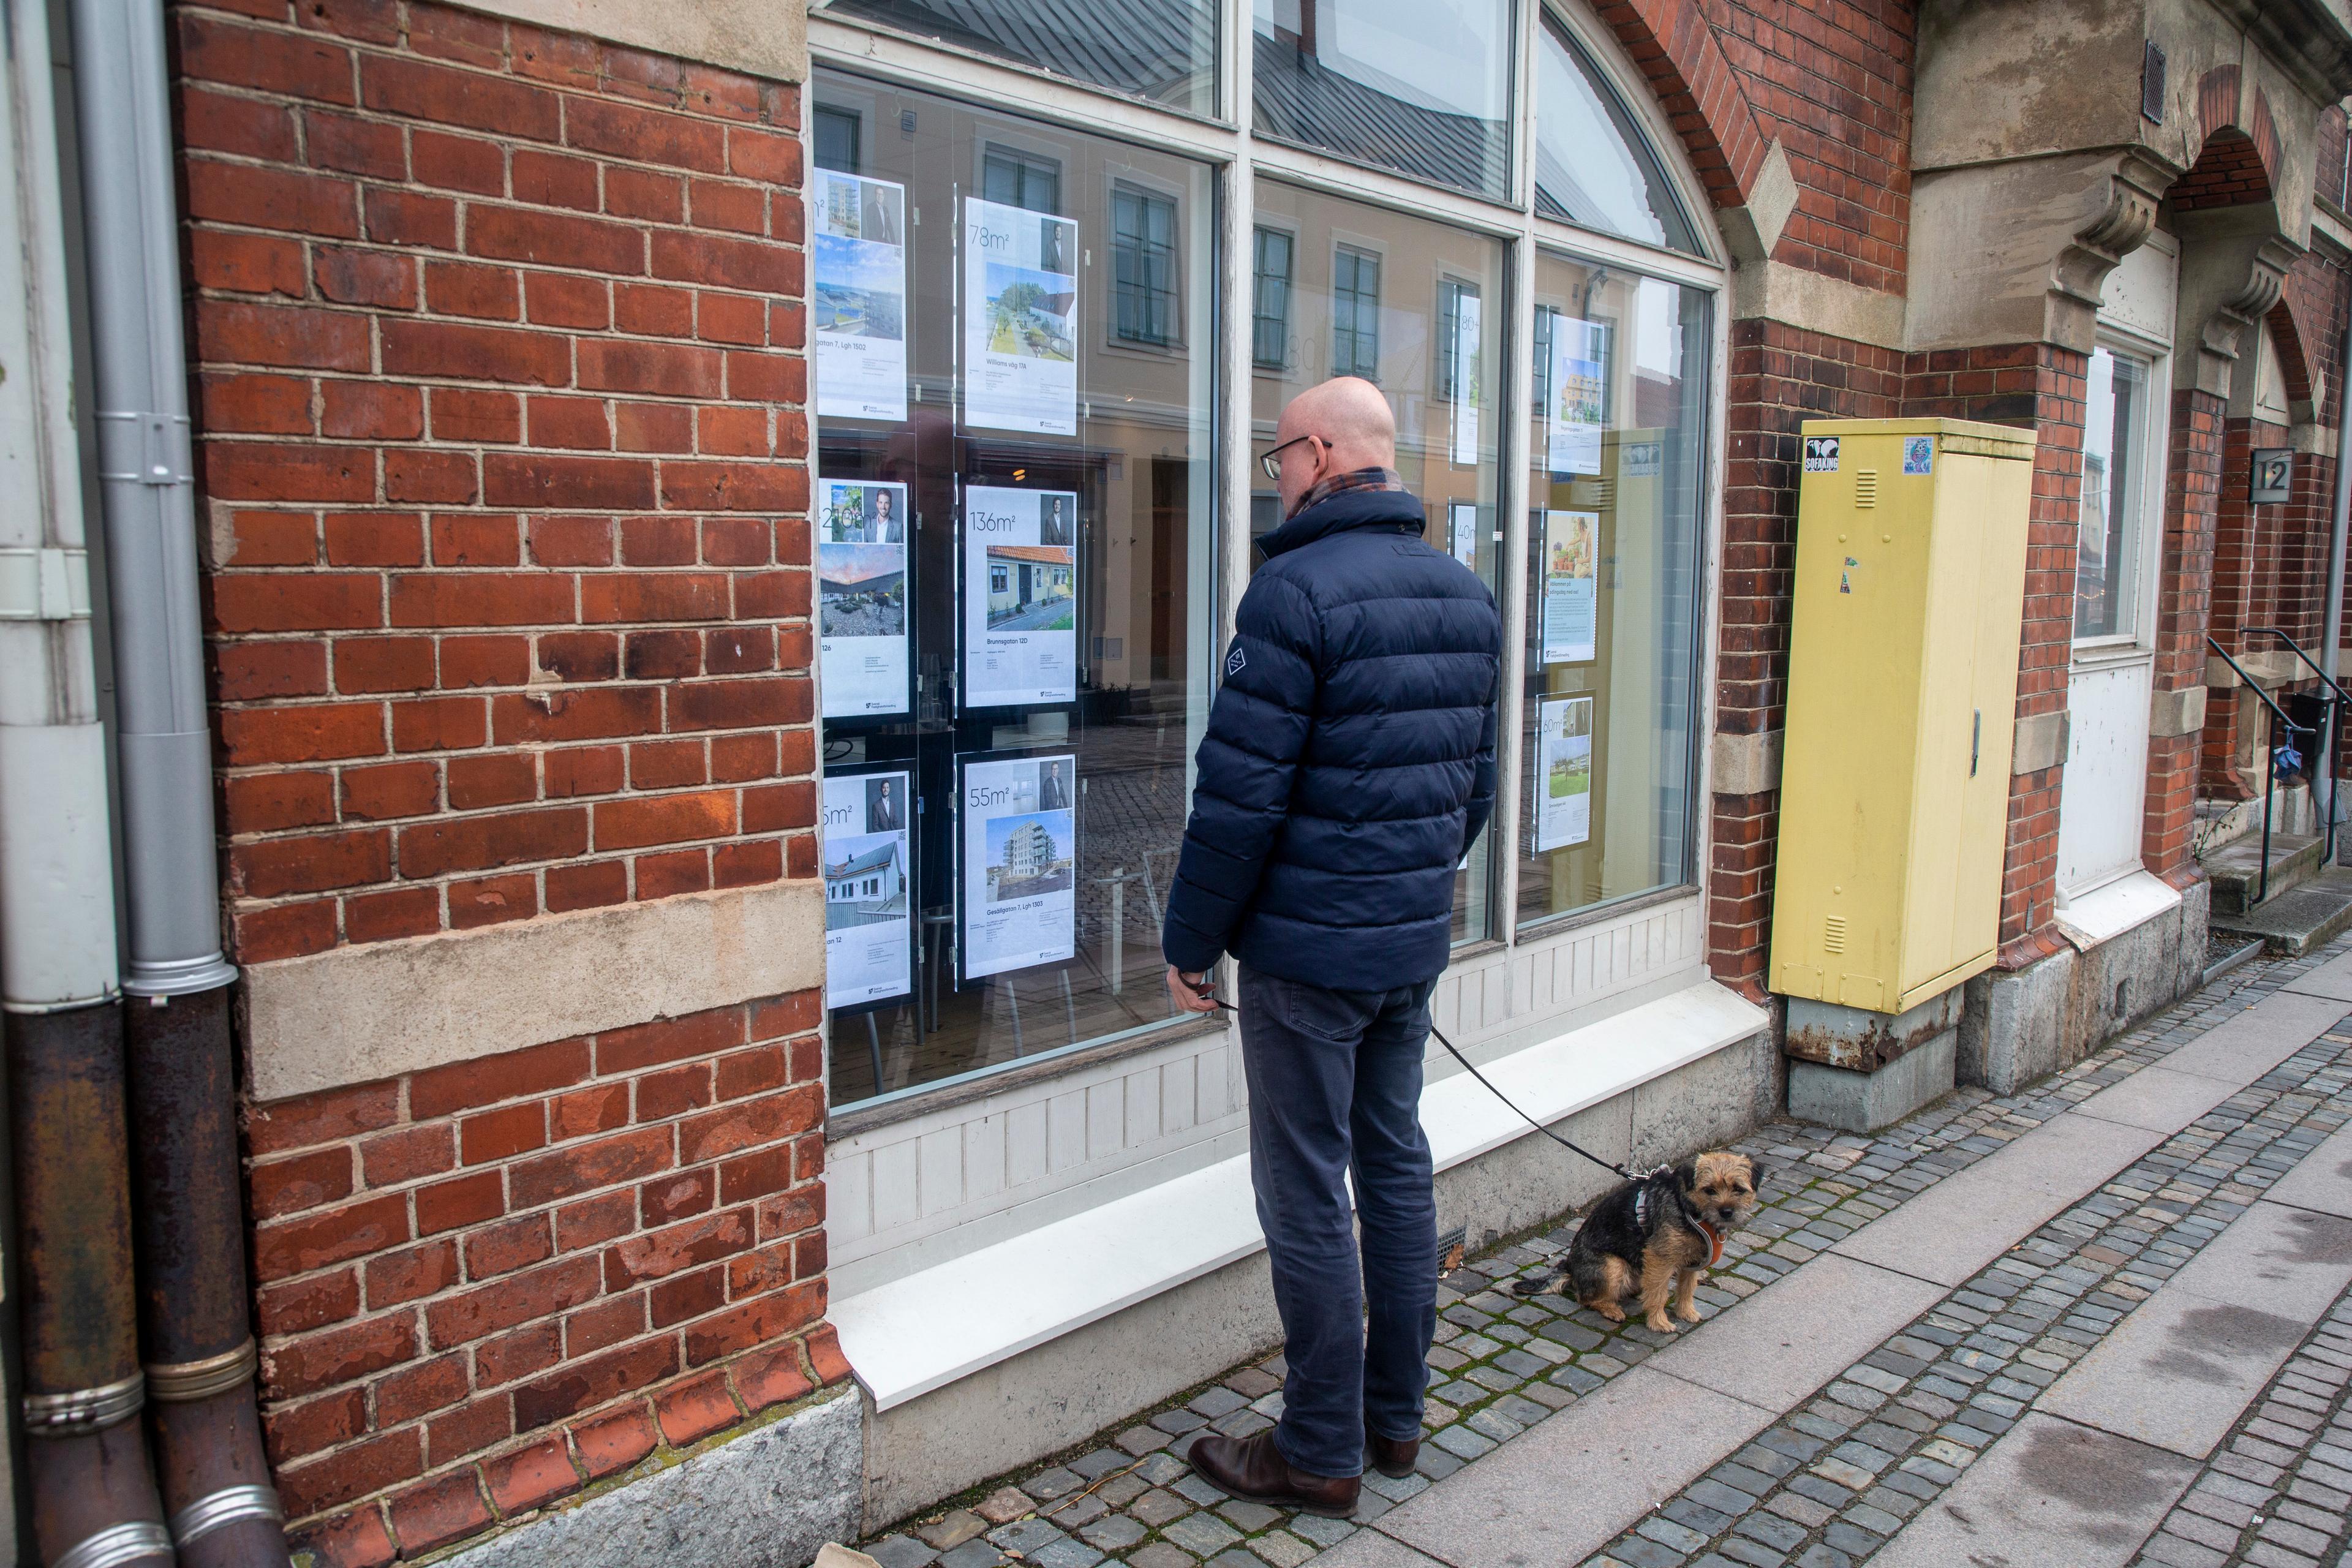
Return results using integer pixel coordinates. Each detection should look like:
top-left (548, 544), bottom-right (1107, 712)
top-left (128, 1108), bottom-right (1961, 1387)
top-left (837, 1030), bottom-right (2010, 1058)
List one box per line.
top-left (61, 0), bottom-right (291, 1556)
top-left (1, 0), bottom-right (172, 1558)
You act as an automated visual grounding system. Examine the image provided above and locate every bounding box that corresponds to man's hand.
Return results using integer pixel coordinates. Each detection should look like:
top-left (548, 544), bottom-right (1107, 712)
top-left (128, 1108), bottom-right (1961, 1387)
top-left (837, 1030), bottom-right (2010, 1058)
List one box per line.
top-left (1167, 965), bottom-right (1220, 1014)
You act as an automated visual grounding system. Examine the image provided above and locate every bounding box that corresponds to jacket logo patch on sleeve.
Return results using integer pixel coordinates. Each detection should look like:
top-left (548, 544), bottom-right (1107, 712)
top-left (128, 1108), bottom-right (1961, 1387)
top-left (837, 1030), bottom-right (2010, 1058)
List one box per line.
top-left (1225, 645), bottom-right (1246, 677)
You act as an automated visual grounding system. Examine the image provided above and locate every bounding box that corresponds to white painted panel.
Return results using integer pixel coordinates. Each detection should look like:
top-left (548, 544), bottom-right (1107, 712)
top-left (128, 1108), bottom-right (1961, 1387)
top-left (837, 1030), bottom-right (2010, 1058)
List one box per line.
top-left (1005, 1101), bottom-right (1049, 1188)
top-left (872, 1137), bottom-right (922, 1231)
top-left (918, 1127), bottom-right (963, 1218)
top-left (1125, 1066), bottom-right (1161, 1149)
top-left (2098, 232), bottom-right (2177, 346)
top-left (831, 1147), bottom-right (874, 1244)
top-left (1087, 1081), bottom-right (1123, 1159)
top-left (1047, 1089), bottom-right (1087, 1172)
top-left (2058, 657), bottom-right (2154, 896)
top-left (1161, 1055), bottom-right (1196, 1135)
top-left (965, 1115), bottom-right (1006, 1203)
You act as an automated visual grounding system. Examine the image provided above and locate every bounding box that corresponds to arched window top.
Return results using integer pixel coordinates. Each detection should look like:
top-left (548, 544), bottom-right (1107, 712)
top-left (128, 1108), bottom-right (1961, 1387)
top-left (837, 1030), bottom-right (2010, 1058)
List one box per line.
top-left (1534, 14), bottom-right (1702, 257)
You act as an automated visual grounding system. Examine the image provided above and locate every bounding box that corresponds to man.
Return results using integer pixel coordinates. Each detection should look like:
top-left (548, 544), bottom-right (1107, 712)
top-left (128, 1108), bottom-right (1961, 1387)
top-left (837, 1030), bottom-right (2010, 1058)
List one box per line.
top-left (1161, 377), bottom-right (1501, 1516)
top-left (1038, 759), bottom-right (1070, 811)
top-left (867, 487), bottom-right (900, 544)
top-left (870, 778), bottom-right (901, 832)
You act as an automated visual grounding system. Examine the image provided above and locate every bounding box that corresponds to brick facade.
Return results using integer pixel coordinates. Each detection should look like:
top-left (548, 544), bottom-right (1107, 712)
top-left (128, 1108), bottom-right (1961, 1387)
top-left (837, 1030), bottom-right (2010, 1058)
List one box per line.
top-left (173, 0), bottom-right (834, 1557)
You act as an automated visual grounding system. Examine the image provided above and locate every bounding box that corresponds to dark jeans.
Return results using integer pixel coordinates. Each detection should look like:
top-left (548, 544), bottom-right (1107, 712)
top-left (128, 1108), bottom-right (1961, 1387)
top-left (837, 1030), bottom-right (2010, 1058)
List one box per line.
top-left (1237, 964), bottom-right (1439, 1479)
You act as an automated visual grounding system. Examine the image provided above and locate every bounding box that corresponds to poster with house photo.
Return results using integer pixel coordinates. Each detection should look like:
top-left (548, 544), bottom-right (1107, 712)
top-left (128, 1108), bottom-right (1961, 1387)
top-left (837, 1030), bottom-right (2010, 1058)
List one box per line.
top-left (812, 170), bottom-right (909, 423)
top-left (818, 477), bottom-right (910, 719)
top-left (1534, 696), bottom-right (1593, 852)
top-left (1539, 509), bottom-right (1598, 665)
top-left (960, 754), bottom-right (1078, 980)
top-left (1546, 313), bottom-right (1606, 477)
top-left (963, 485), bottom-right (1079, 708)
top-left (963, 198), bottom-right (1079, 435)
top-left (822, 770), bottom-right (913, 1009)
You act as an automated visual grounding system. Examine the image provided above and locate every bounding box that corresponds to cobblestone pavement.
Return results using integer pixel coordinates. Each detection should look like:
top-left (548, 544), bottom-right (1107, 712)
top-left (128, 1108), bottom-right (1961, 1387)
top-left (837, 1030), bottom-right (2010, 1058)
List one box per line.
top-left (859, 938), bottom-right (2352, 1568)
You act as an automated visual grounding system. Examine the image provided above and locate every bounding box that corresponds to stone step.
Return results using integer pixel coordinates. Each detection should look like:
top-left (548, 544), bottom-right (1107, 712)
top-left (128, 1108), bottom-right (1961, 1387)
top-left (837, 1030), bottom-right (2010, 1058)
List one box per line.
top-left (2201, 828), bottom-right (2324, 915)
top-left (2209, 865), bottom-right (2352, 957)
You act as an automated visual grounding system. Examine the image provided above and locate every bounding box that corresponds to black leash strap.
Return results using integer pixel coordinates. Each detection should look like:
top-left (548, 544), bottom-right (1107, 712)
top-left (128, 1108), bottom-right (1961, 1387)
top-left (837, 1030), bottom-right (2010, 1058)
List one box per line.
top-left (1206, 996), bottom-right (1643, 1183)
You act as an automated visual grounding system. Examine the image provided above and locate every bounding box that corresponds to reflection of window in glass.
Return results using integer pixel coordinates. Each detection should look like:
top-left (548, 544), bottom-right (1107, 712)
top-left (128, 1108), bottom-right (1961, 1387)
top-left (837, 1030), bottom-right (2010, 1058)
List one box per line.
top-left (1534, 17), bottom-right (1700, 255)
top-left (1532, 303), bottom-right (1553, 404)
top-left (1251, 0), bottom-right (1512, 198)
top-left (811, 0), bottom-right (1218, 115)
top-left (982, 145), bottom-right (1061, 211)
top-left (1252, 228), bottom-right (1294, 371)
top-left (1518, 265), bottom-right (1710, 933)
top-left (1436, 279), bottom-right (1476, 400)
top-left (2075, 346), bottom-right (2149, 640)
top-left (815, 105), bottom-right (861, 174)
top-left (1332, 246), bottom-right (1381, 380)
top-left (1112, 186), bottom-right (1178, 347)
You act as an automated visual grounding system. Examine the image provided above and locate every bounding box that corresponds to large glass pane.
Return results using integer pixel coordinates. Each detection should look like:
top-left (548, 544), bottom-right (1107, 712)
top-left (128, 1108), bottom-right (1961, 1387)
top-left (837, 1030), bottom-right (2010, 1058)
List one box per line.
top-left (813, 0), bottom-right (1218, 118)
top-left (2074, 345), bottom-right (2149, 640)
top-left (1253, 0), bottom-right (1512, 199)
top-left (1250, 180), bottom-right (1506, 943)
top-left (1517, 257), bottom-right (1709, 931)
top-left (810, 70), bottom-right (1217, 1108)
top-left (1534, 16), bottom-right (1700, 255)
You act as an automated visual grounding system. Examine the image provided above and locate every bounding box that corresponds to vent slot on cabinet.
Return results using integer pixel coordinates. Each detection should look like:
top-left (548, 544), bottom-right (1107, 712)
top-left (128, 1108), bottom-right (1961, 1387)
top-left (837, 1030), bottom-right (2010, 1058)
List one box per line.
top-left (1823, 914), bottom-right (1847, 954)
top-left (1855, 471), bottom-right (1879, 508)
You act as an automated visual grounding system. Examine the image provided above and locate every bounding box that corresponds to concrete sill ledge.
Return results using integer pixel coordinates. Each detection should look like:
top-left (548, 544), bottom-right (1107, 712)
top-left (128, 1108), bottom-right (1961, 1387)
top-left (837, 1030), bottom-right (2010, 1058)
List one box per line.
top-left (2054, 870), bottom-right (2183, 950)
top-left (831, 980), bottom-right (1769, 1411)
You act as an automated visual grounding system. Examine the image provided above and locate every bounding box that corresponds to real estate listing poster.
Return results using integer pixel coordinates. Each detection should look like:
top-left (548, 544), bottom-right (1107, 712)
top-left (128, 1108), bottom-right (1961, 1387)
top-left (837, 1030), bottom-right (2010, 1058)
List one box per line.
top-left (963, 198), bottom-right (1079, 435)
top-left (821, 770), bottom-right (913, 1009)
top-left (1449, 502), bottom-right (1479, 570)
top-left (961, 753), bottom-right (1078, 980)
top-left (1534, 696), bottom-right (1593, 852)
top-left (1450, 290), bottom-right (1482, 466)
top-left (818, 477), bottom-right (911, 719)
top-left (963, 485), bottom-right (1079, 708)
top-left (1546, 314), bottom-right (1606, 476)
top-left (812, 170), bottom-right (909, 424)
top-left (1540, 509), bottom-right (1599, 665)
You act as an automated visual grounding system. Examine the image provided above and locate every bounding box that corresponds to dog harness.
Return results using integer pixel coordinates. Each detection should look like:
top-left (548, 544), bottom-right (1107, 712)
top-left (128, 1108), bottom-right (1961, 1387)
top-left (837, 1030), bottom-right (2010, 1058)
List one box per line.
top-left (1635, 1182), bottom-right (1728, 1268)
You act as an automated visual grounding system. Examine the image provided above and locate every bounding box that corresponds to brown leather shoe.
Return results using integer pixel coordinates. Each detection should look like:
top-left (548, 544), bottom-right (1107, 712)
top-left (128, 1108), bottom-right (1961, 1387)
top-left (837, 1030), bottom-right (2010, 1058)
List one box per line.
top-left (1365, 1420), bottom-right (1419, 1480)
top-left (1186, 1431), bottom-right (1359, 1518)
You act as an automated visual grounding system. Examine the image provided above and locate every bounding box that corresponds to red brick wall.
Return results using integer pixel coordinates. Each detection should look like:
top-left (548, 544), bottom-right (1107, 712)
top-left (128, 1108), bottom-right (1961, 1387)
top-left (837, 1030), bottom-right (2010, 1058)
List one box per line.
top-left (2146, 388), bottom-right (2224, 875)
top-left (173, 1), bottom-right (837, 1559)
top-left (179, 0), bottom-right (817, 963)
top-left (248, 997), bottom-right (842, 1561)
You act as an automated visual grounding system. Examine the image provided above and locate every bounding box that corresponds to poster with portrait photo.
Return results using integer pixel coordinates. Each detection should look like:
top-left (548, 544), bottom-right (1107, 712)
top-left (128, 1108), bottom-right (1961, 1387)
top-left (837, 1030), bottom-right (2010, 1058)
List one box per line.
top-left (1534, 697), bottom-right (1593, 852)
top-left (1540, 510), bottom-right (1598, 666)
top-left (960, 753), bottom-right (1078, 980)
top-left (818, 476), bottom-right (910, 719)
top-left (822, 769), bottom-right (913, 1009)
top-left (964, 198), bottom-right (1079, 436)
top-left (812, 170), bottom-right (909, 424)
top-left (963, 485), bottom-right (1079, 708)
top-left (1546, 314), bottom-right (1607, 477)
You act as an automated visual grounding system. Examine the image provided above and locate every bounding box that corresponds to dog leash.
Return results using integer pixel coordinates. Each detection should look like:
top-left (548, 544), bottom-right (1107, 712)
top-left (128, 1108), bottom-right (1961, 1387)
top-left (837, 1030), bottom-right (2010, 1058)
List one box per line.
top-left (1204, 995), bottom-right (1648, 1183)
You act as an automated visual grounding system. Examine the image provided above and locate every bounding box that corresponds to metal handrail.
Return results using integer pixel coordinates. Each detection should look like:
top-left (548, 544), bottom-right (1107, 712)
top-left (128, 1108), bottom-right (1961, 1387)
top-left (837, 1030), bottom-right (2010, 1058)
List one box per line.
top-left (2209, 635), bottom-right (2312, 905)
top-left (2247, 627), bottom-right (2345, 864)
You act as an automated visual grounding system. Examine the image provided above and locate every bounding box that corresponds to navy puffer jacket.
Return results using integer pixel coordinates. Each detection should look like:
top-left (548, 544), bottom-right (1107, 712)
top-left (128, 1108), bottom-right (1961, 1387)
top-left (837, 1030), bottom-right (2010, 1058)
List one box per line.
top-left (1161, 485), bottom-right (1502, 989)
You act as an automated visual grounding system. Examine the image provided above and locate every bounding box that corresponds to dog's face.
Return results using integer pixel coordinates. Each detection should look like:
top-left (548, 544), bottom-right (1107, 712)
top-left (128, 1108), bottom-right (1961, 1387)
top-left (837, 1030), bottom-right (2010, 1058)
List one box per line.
top-left (1681, 1152), bottom-right (1760, 1229)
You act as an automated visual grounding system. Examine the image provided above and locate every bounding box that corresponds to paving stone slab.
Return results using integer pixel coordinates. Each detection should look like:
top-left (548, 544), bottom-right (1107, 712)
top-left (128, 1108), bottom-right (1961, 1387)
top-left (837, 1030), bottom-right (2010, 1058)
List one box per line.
top-left (2072, 1065), bottom-right (2242, 1135)
top-left (2280, 948), bottom-right (2352, 1005)
top-left (1869, 1414), bottom-right (2198, 1568)
top-left (2150, 992), bottom-right (2348, 1084)
top-left (1653, 1254), bottom-right (1945, 1412)
top-left (2265, 1115), bottom-right (2352, 1221)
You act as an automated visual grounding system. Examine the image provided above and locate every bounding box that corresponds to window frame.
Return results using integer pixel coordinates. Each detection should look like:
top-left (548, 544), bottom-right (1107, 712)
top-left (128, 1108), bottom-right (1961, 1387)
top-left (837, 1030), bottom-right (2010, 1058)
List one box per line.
top-left (2071, 329), bottom-right (2170, 660)
top-left (803, 0), bottom-right (1732, 1132)
top-left (1250, 222), bottom-right (1297, 372)
top-left (1329, 241), bottom-right (1384, 380)
top-left (1109, 175), bottom-right (1186, 351)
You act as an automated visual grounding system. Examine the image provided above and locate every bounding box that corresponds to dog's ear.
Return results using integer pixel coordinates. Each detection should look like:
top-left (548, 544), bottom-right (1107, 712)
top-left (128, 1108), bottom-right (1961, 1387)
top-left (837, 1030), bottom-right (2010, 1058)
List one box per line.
top-left (1743, 1156), bottom-right (1764, 1193)
top-left (1673, 1159), bottom-right (1697, 1193)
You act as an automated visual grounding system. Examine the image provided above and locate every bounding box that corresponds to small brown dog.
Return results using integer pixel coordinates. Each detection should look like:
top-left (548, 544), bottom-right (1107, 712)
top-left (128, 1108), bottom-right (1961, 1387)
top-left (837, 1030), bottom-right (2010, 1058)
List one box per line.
top-left (1511, 1152), bottom-right (1761, 1332)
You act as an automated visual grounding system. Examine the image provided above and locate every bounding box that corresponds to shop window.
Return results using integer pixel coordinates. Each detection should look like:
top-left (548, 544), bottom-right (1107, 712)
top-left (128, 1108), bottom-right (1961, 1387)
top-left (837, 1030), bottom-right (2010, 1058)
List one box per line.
top-left (810, 71), bottom-right (1216, 1109)
top-left (1517, 257), bottom-right (1709, 932)
top-left (812, 0), bottom-right (1218, 116)
top-left (1252, 0), bottom-right (1512, 198)
top-left (1330, 245), bottom-right (1381, 380)
top-left (815, 105), bottom-right (862, 175)
top-left (1436, 277), bottom-right (1477, 403)
top-left (1112, 186), bottom-right (1180, 347)
top-left (1251, 179), bottom-right (1504, 944)
top-left (2074, 347), bottom-right (2152, 640)
top-left (1252, 227), bottom-right (1295, 371)
top-left (1534, 15), bottom-right (1702, 257)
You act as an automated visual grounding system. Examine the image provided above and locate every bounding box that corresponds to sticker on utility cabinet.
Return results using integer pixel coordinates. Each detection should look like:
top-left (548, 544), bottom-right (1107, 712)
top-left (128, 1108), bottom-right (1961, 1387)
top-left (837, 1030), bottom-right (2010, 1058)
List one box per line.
top-left (1804, 436), bottom-right (1839, 473)
top-left (1903, 436), bottom-right (1934, 475)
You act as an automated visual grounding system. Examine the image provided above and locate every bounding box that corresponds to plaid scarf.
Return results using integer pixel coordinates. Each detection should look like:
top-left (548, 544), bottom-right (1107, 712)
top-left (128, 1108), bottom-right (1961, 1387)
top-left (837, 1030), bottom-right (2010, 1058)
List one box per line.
top-left (1292, 465), bottom-right (1407, 518)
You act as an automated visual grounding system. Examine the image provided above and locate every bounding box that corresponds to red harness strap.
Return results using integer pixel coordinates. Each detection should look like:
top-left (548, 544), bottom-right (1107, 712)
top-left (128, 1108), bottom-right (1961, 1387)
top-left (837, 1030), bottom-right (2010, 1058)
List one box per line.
top-left (1694, 1217), bottom-right (1725, 1268)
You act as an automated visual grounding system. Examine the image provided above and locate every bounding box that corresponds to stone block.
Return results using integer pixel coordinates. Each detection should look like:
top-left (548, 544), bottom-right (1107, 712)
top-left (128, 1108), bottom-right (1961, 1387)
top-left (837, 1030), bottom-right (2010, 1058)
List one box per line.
top-left (448, 1389), bottom-right (861, 1568)
top-left (1787, 1030), bottom-right (1954, 1134)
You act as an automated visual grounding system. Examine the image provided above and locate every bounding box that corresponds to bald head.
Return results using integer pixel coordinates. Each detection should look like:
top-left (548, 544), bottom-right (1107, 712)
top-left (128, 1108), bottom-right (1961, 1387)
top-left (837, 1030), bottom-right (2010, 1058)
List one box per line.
top-left (1272, 377), bottom-right (1396, 514)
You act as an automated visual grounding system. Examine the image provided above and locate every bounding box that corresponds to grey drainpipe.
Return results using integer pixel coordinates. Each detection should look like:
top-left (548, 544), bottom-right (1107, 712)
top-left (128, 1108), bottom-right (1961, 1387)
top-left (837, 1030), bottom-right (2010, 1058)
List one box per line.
top-left (2324, 321), bottom-right (2352, 834)
top-left (64, 0), bottom-right (291, 1559)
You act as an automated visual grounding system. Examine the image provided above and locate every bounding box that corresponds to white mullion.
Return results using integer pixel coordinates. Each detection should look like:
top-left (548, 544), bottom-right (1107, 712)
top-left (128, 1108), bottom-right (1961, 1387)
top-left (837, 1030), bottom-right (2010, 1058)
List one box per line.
top-left (1495, 225), bottom-right (1537, 943)
top-left (1214, 0), bottom-right (1255, 1016)
top-left (1532, 216), bottom-right (1722, 288)
top-left (1248, 141), bottom-right (1528, 239)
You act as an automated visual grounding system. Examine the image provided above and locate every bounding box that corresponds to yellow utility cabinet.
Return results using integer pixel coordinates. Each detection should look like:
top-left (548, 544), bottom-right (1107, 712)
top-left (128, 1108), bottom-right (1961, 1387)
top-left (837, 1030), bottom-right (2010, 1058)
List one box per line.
top-left (1769, 418), bottom-right (2037, 1016)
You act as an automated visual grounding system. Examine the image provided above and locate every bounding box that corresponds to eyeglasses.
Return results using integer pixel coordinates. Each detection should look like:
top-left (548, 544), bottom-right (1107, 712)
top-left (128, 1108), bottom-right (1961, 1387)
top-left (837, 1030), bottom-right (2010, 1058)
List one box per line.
top-left (1259, 434), bottom-right (1321, 483)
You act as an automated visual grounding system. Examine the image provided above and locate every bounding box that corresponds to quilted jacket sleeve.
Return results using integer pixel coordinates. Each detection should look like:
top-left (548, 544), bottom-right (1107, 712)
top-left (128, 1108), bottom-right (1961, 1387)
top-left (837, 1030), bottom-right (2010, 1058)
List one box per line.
top-left (1160, 570), bottom-right (1323, 974)
top-left (1461, 658), bottom-right (1501, 858)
